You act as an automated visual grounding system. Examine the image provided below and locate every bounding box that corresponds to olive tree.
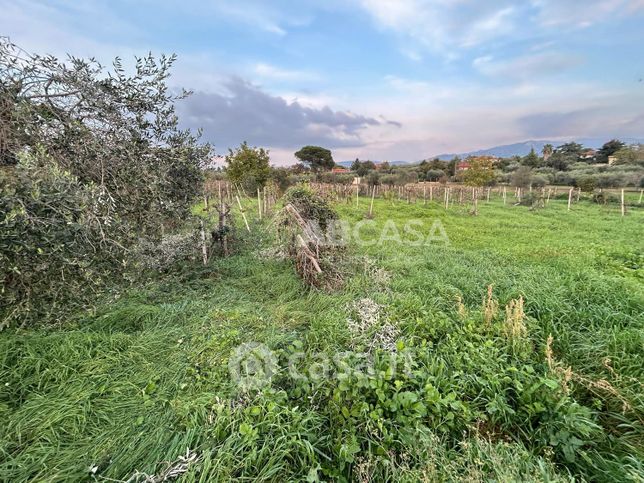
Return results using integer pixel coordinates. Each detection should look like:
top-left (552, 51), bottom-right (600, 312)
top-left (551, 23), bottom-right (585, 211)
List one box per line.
top-left (0, 39), bottom-right (210, 326)
top-left (0, 38), bottom-right (210, 233)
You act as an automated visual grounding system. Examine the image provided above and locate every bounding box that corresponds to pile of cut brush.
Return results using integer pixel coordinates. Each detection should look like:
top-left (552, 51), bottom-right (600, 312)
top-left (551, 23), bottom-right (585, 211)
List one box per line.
top-left (276, 185), bottom-right (347, 289)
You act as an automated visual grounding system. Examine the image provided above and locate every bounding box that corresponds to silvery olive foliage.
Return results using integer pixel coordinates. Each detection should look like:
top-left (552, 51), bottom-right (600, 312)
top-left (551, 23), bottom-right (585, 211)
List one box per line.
top-left (131, 232), bottom-right (201, 272)
top-left (0, 38), bottom-right (210, 230)
top-left (0, 38), bottom-right (211, 327)
top-left (1, 154), bottom-right (125, 328)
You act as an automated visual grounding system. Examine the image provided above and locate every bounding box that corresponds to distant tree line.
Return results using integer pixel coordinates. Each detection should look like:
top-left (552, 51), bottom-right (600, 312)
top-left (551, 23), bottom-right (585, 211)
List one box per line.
top-left (219, 138), bottom-right (643, 194)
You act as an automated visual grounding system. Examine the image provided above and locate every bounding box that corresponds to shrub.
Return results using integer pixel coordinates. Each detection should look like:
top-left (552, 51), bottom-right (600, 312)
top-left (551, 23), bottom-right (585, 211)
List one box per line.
top-left (0, 157), bottom-right (125, 327)
top-left (282, 184), bottom-right (338, 231)
top-left (131, 231), bottom-right (201, 272)
top-left (425, 169), bottom-right (445, 181)
top-left (530, 175), bottom-right (548, 188)
top-left (225, 142), bottom-right (271, 192)
top-left (511, 166), bottom-right (532, 188)
top-left (1, 39), bottom-right (208, 235)
top-left (554, 172), bottom-right (574, 186)
top-left (517, 192), bottom-right (543, 208)
top-left (591, 190), bottom-right (617, 205)
top-left (366, 171), bottom-right (380, 186)
top-left (278, 184), bottom-right (344, 289)
top-left (577, 176), bottom-right (597, 192)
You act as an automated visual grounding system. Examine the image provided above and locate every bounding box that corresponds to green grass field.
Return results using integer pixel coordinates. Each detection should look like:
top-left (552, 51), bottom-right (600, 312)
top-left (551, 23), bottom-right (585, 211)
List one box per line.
top-left (1, 195), bottom-right (642, 481)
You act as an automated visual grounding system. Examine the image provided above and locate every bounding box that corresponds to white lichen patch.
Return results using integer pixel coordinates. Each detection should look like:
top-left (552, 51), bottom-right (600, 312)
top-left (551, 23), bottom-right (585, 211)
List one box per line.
top-left (347, 298), bottom-right (399, 352)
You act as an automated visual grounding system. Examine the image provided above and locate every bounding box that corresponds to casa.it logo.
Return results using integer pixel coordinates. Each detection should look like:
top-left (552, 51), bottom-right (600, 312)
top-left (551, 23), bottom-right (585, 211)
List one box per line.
top-left (228, 342), bottom-right (278, 390)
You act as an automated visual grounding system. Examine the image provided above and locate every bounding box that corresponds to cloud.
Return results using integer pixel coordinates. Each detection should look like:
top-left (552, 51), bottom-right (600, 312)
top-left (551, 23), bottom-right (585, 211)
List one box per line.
top-left (177, 77), bottom-right (387, 151)
top-left (4, 0), bottom-right (643, 163)
top-left (253, 63), bottom-right (319, 82)
top-left (518, 106), bottom-right (644, 138)
top-left (0, 0), bottom-right (142, 59)
top-left (518, 108), bottom-right (603, 138)
top-left (150, 0), bottom-right (315, 36)
top-left (356, 0), bottom-right (644, 56)
top-left (400, 48), bottom-right (422, 62)
top-left (202, 2), bottom-right (289, 35)
top-left (357, 0), bottom-right (520, 53)
top-left (532, 0), bottom-right (644, 28)
top-left (473, 52), bottom-right (583, 79)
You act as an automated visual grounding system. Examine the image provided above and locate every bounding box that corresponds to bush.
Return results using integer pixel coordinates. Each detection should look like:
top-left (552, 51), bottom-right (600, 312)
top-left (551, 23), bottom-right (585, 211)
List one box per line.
top-left (282, 184), bottom-right (338, 231)
top-left (131, 231), bottom-right (201, 272)
top-left (366, 171), bottom-right (380, 186)
top-left (576, 176), bottom-right (597, 192)
top-left (511, 166), bottom-right (532, 188)
top-left (425, 169), bottom-right (445, 182)
top-left (517, 192), bottom-right (542, 208)
top-left (591, 190), bottom-right (617, 205)
top-left (315, 172), bottom-right (353, 185)
top-left (225, 142), bottom-right (270, 192)
top-left (0, 157), bottom-right (125, 327)
top-left (554, 172), bottom-right (574, 186)
top-left (1, 39), bottom-right (208, 235)
top-left (1, 40), bottom-right (210, 327)
top-left (595, 173), bottom-right (624, 188)
top-left (530, 175), bottom-right (548, 188)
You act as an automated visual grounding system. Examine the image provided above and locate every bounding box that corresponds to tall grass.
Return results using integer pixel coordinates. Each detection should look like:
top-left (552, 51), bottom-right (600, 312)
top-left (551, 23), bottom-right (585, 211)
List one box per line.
top-left (0, 196), bottom-right (642, 481)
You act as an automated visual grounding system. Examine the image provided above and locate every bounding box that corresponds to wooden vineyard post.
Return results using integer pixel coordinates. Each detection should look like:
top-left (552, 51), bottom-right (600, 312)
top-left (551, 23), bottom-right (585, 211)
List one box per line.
top-left (423, 185), bottom-right (427, 205)
top-left (576, 188), bottom-right (581, 202)
top-left (235, 194), bottom-right (251, 232)
top-left (430, 185), bottom-right (433, 202)
top-left (486, 187), bottom-right (490, 202)
top-left (546, 188), bottom-right (551, 205)
top-left (356, 184), bottom-right (359, 207)
top-left (567, 188), bottom-right (573, 211)
top-left (621, 189), bottom-right (625, 217)
top-left (217, 203), bottom-right (230, 256)
top-left (369, 186), bottom-right (376, 217)
top-left (503, 186), bottom-right (507, 205)
top-left (257, 188), bottom-right (262, 220)
top-left (263, 187), bottom-right (268, 216)
top-left (445, 188), bottom-right (450, 209)
top-left (517, 187), bottom-right (522, 203)
top-left (473, 188), bottom-right (478, 215)
top-left (203, 194), bottom-right (209, 212)
top-left (639, 189), bottom-right (643, 205)
top-left (200, 219), bottom-right (208, 265)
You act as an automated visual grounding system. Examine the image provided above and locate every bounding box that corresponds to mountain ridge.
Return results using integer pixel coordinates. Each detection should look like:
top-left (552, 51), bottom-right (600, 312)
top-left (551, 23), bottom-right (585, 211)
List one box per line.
top-left (430, 137), bottom-right (644, 161)
top-left (336, 138), bottom-right (644, 167)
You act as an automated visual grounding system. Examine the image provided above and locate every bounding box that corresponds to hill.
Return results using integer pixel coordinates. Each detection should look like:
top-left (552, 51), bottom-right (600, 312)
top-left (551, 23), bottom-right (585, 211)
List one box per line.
top-left (431, 137), bottom-right (644, 161)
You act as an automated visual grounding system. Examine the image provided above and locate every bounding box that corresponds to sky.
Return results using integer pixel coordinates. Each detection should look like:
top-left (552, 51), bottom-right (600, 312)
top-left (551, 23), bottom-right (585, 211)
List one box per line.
top-left (2, 0), bottom-right (644, 165)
